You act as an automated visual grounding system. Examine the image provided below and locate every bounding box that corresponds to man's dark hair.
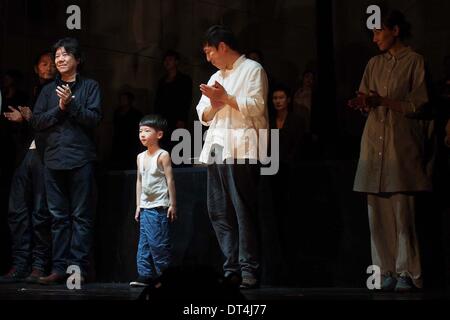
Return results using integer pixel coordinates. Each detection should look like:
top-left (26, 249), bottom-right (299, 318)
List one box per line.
top-left (271, 83), bottom-right (292, 99)
top-left (163, 50), bottom-right (180, 61)
top-left (303, 69), bottom-right (315, 79)
top-left (271, 83), bottom-right (293, 113)
top-left (139, 114), bottom-right (168, 132)
top-left (34, 51), bottom-right (52, 67)
top-left (203, 25), bottom-right (239, 51)
top-left (52, 37), bottom-right (84, 67)
top-left (246, 49), bottom-right (264, 64)
top-left (382, 10), bottom-right (412, 40)
top-left (120, 91), bottom-right (135, 104)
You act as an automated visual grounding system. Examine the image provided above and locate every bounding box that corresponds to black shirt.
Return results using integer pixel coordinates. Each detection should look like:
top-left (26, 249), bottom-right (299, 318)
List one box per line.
top-left (269, 111), bottom-right (306, 167)
top-left (31, 74), bottom-right (102, 170)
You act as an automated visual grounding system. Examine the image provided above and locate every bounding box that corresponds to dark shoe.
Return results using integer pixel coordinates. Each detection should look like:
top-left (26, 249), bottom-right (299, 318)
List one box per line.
top-left (25, 269), bottom-right (46, 284)
top-left (240, 277), bottom-right (259, 289)
top-left (381, 275), bottom-right (397, 292)
top-left (224, 273), bottom-right (242, 288)
top-left (130, 276), bottom-right (153, 287)
top-left (0, 268), bottom-right (28, 284)
top-left (395, 276), bottom-right (415, 293)
top-left (38, 272), bottom-right (66, 285)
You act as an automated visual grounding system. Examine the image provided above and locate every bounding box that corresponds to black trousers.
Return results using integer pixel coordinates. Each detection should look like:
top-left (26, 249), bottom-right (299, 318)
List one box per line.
top-left (207, 163), bottom-right (260, 279)
top-left (8, 149), bottom-right (51, 273)
top-left (44, 162), bottom-right (95, 276)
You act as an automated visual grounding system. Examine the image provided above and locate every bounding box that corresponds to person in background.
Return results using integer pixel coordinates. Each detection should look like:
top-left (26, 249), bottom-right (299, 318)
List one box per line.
top-left (111, 91), bottom-right (143, 170)
top-left (269, 84), bottom-right (306, 282)
top-left (154, 50), bottom-right (192, 151)
top-left (0, 52), bottom-right (56, 284)
top-left (293, 70), bottom-right (317, 135)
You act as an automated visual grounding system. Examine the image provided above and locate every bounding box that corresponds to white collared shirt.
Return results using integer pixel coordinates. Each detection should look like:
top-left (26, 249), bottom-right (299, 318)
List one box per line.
top-left (196, 55), bottom-right (269, 163)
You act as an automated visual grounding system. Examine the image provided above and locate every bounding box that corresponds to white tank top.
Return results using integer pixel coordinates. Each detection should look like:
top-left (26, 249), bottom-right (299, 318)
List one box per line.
top-left (138, 149), bottom-right (170, 209)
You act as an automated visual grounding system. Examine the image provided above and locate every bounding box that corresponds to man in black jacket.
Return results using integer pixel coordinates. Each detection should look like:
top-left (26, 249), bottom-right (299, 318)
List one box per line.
top-left (0, 52), bottom-right (56, 284)
top-left (31, 38), bottom-right (102, 285)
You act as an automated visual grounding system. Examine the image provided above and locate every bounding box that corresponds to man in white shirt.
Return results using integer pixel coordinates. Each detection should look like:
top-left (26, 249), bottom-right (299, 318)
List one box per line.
top-left (196, 25), bottom-right (269, 289)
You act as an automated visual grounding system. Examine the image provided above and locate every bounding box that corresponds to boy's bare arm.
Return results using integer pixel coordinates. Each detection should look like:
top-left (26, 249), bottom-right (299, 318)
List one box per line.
top-left (160, 152), bottom-right (177, 222)
top-left (135, 156), bottom-right (142, 222)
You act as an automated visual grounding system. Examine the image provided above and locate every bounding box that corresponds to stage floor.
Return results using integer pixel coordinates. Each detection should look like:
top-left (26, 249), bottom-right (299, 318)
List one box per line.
top-left (0, 283), bottom-right (449, 300)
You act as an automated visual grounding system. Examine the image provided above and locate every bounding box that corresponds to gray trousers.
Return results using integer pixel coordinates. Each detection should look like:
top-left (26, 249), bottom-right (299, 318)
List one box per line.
top-left (367, 193), bottom-right (422, 288)
top-left (207, 163), bottom-right (260, 279)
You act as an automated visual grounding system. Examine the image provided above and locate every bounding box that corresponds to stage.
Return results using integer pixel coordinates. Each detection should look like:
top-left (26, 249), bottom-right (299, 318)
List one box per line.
top-left (0, 283), bottom-right (448, 300)
top-left (3, 162), bottom-right (450, 290)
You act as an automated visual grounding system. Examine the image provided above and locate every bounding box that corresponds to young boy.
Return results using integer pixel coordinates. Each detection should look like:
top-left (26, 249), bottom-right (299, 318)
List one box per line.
top-left (130, 114), bottom-right (177, 287)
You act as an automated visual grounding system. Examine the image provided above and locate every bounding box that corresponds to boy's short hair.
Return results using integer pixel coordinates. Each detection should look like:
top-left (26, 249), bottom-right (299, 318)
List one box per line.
top-left (139, 114), bottom-right (168, 132)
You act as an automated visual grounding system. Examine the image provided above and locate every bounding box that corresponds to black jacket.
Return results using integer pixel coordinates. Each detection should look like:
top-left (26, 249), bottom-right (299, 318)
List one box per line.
top-left (31, 74), bottom-right (102, 170)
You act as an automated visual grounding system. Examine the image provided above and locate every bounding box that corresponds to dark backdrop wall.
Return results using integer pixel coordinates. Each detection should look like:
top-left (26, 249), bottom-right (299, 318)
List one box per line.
top-left (0, 0), bottom-right (317, 164)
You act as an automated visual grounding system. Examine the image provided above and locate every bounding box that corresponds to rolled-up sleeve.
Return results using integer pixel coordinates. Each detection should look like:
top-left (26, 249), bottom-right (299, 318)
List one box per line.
top-left (235, 67), bottom-right (268, 118)
top-left (196, 76), bottom-right (216, 126)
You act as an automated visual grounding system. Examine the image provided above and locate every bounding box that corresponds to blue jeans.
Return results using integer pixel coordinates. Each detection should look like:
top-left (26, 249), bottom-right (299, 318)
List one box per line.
top-left (137, 207), bottom-right (172, 279)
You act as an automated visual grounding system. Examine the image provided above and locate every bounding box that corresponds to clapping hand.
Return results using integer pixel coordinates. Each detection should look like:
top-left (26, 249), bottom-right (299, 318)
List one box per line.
top-left (348, 91), bottom-right (381, 113)
top-left (18, 106), bottom-right (32, 121)
top-left (56, 84), bottom-right (74, 110)
top-left (200, 81), bottom-right (228, 110)
top-left (3, 106), bottom-right (24, 122)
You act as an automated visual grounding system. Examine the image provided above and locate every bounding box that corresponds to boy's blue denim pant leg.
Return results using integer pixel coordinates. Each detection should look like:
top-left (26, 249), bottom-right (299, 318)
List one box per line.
top-left (137, 207), bottom-right (172, 279)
